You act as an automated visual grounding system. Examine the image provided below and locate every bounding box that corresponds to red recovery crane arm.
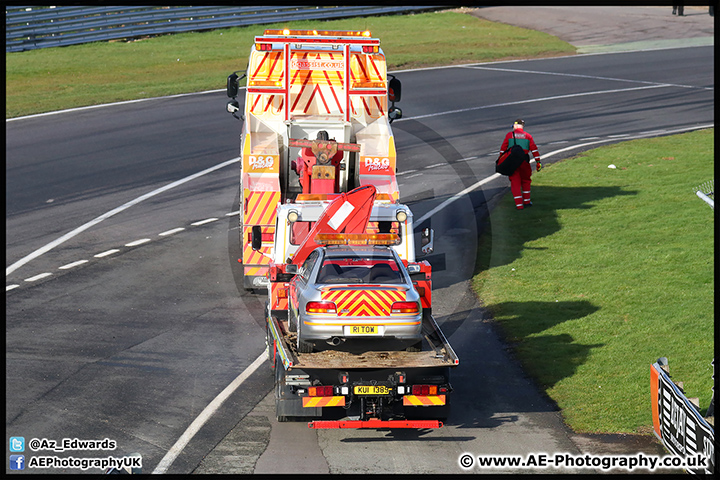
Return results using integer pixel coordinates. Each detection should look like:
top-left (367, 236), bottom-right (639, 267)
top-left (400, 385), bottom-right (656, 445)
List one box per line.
top-left (290, 185), bottom-right (376, 266)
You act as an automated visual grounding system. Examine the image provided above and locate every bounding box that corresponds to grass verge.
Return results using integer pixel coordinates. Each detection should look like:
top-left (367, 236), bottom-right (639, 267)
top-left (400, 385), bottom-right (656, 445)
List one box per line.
top-left (473, 129), bottom-right (714, 434)
top-left (5, 9), bottom-right (574, 118)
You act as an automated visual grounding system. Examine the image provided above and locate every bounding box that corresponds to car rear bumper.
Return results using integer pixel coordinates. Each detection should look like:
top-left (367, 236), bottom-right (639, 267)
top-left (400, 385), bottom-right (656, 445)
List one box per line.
top-left (300, 315), bottom-right (422, 341)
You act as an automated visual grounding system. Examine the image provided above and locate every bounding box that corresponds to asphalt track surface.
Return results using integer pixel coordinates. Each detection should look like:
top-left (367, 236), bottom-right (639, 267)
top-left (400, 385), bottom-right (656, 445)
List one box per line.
top-left (6, 7), bottom-right (714, 475)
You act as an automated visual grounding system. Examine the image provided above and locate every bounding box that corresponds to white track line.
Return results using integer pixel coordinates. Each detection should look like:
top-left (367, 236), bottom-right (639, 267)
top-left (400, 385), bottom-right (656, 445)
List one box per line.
top-left (25, 272), bottom-right (53, 282)
top-left (6, 158), bottom-right (239, 276)
top-left (59, 260), bottom-right (89, 270)
top-left (191, 218), bottom-right (219, 226)
top-left (95, 249), bottom-right (120, 258)
top-left (159, 227), bottom-right (186, 237)
top-left (125, 238), bottom-right (151, 247)
top-left (152, 353), bottom-right (267, 474)
top-left (398, 85), bottom-right (668, 122)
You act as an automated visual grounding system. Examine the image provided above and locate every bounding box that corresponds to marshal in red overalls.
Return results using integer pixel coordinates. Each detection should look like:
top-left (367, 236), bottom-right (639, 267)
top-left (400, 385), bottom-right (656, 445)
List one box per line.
top-left (499, 119), bottom-right (542, 210)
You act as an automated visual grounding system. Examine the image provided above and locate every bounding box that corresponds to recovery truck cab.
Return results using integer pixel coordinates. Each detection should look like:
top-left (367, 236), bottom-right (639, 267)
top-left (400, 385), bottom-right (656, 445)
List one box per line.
top-left (226, 29), bottom-right (403, 289)
top-left (263, 187), bottom-right (457, 429)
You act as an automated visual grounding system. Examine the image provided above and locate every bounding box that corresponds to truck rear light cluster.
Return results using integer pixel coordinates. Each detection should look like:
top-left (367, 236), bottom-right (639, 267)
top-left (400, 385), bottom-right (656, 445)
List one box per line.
top-left (255, 43), bottom-right (272, 51)
top-left (314, 233), bottom-right (400, 246)
top-left (306, 301), bottom-right (337, 314)
top-left (263, 29), bottom-right (372, 38)
top-left (411, 385), bottom-right (437, 396)
top-left (308, 386), bottom-right (334, 397)
top-left (391, 301), bottom-right (420, 314)
top-left (362, 45), bottom-right (379, 53)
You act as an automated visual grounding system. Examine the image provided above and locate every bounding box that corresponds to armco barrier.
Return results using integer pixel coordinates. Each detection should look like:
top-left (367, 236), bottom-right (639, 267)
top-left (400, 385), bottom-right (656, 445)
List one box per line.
top-left (6, 5), bottom-right (442, 52)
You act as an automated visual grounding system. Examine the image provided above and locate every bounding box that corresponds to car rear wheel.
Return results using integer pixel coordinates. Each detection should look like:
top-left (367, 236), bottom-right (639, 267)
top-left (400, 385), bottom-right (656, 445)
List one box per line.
top-left (296, 317), bottom-right (314, 353)
top-left (405, 341), bottom-right (422, 352)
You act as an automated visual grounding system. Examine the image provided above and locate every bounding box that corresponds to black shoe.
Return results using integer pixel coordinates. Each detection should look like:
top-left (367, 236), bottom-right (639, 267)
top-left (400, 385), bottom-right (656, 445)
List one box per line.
top-left (523, 202), bottom-right (533, 208)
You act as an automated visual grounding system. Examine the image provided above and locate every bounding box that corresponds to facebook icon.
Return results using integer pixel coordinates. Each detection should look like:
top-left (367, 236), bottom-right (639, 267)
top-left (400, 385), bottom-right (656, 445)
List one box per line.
top-left (10, 454), bottom-right (25, 470)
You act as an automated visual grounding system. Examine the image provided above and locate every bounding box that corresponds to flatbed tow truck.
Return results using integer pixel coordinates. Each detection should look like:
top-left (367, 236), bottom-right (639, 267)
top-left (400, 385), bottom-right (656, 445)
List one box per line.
top-left (227, 29), bottom-right (458, 429)
top-left (266, 305), bottom-right (459, 429)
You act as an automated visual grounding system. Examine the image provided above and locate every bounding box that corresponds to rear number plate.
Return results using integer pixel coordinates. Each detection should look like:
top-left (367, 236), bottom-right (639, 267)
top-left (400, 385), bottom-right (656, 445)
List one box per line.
top-left (354, 385), bottom-right (391, 395)
top-left (345, 325), bottom-right (380, 335)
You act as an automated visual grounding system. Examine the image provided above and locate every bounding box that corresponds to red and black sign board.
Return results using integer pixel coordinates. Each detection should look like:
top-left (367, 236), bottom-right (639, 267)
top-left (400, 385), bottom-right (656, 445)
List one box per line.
top-left (651, 361), bottom-right (715, 475)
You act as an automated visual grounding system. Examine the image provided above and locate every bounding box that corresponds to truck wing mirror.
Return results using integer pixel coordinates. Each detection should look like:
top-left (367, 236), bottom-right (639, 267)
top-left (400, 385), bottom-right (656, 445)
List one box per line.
top-left (420, 227), bottom-right (434, 255)
top-left (388, 75), bottom-right (401, 103)
top-left (227, 71), bottom-right (246, 98)
top-left (251, 225), bottom-right (262, 251)
top-left (226, 100), bottom-right (240, 114)
top-left (388, 106), bottom-right (402, 123)
top-left (286, 264), bottom-right (299, 275)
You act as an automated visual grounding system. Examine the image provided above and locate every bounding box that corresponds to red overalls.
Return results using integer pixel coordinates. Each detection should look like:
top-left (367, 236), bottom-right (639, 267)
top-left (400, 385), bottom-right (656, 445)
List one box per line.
top-left (500, 127), bottom-right (540, 209)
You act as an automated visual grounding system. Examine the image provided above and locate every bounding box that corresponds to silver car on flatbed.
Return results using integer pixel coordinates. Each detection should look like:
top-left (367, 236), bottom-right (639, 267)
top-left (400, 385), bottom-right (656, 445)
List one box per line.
top-left (288, 245), bottom-right (423, 353)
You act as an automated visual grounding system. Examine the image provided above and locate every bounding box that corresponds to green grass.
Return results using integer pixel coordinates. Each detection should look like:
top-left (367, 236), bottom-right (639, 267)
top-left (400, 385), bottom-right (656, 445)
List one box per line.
top-left (473, 129), bottom-right (714, 434)
top-left (5, 9), bottom-right (574, 118)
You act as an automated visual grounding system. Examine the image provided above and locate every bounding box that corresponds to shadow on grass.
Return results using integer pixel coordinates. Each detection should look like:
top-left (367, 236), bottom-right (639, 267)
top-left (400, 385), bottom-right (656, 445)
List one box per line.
top-left (490, 300), bottom-right (603, 390)
top-left (476, 184), bottom-right (638, 274)
top-left (472, 184), bottom-right (635, 391)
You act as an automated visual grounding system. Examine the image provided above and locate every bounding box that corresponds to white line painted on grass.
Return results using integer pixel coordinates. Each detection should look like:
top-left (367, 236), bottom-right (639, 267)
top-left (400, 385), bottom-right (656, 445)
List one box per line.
top-left (6, 157), bottom-right (239, 277)
top-left (152, 352), bottom-right (267, 474)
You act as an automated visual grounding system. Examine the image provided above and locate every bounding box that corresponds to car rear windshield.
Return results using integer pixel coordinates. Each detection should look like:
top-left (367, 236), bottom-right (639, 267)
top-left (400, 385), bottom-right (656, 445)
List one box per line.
top-left (316, 257), bottom-right (404, 284)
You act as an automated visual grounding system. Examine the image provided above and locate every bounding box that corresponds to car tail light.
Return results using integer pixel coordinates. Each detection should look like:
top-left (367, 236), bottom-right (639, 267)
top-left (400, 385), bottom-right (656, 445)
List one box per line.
top-left (411, 385), bottom-right (437, 396)
top-left (308, 386), bottom-right (334, 396)
top-left (306, 301), bottom-right (337, 314)
top-left (391, 301), bottom-right (419, 314)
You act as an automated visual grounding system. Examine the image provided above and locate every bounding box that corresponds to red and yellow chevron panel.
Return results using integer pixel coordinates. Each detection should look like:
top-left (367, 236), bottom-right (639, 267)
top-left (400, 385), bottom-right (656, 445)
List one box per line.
top-left (244, 190), bottom-right (280, 226)
top-left (403, 395), bottom-right (446, 406)
top-left (303, 396), bottom-right (346, 408)
top-left (243, 244), bottom-right (273, 266)
top-left (244, 265), bottom-right (268, 277)
top-left (321, 289), bottom-right (405, 317)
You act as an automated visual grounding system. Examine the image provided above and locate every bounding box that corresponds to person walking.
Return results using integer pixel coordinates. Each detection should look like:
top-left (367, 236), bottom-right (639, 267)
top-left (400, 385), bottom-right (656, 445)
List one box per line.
top-left (672, 2), bottom-right (684, 16)
top-left (499, 119), bottom-right (542, 210)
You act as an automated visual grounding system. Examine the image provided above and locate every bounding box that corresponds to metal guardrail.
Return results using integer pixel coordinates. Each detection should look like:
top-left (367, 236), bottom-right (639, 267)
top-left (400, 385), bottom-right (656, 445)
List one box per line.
top-left (6, 5), bottom-right (443, 52)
